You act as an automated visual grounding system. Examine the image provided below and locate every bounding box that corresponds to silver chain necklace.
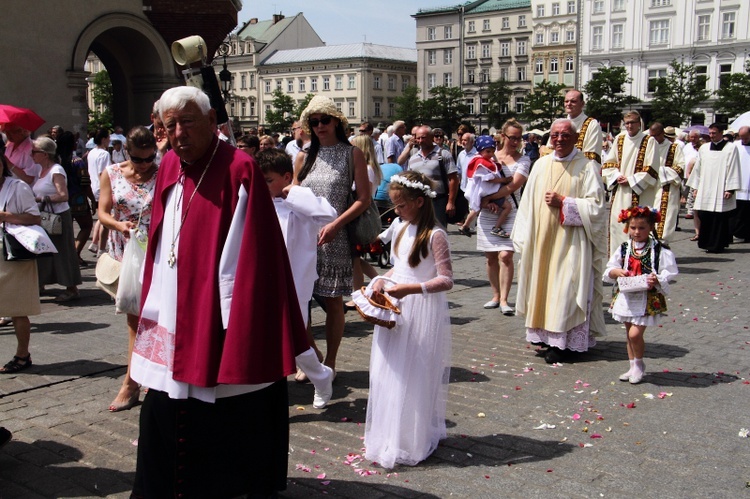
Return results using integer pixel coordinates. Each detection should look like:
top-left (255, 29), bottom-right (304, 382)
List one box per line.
top-left (167, 140), bottom-right (220, 268)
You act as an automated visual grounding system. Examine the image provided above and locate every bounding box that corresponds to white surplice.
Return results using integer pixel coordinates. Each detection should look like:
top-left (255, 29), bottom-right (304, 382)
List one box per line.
top-left (645, 138), bottom-right (685, 241)
top-left (687, 143), bottom-right (741, 212)
top-left (602, 131), bottom-right (658, 255)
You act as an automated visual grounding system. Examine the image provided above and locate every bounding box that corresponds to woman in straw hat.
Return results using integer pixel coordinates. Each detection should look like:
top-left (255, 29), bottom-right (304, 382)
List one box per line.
top-left (294, 96), bottom-right (371, 376)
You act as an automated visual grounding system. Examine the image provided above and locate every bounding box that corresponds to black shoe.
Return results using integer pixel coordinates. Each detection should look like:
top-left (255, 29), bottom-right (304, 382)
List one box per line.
top-left (0, 427), bottom-right (11, 449)
top-left (544, 347), bottom-right (565, 364)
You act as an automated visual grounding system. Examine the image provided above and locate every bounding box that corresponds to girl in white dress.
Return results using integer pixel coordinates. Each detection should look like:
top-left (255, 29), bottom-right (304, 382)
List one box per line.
top-left (365, 171), bottom-right (453, 469)
top-left (603, 206), bottom-right (678, 384)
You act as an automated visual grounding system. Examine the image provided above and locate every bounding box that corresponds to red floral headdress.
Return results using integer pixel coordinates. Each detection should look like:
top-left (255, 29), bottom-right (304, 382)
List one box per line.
top-left (618, 205), bottom-right (661, 232)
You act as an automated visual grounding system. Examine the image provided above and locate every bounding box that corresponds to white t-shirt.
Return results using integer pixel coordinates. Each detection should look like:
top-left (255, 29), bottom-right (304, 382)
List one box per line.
top-left (87, 147), bottom-right (112, 201)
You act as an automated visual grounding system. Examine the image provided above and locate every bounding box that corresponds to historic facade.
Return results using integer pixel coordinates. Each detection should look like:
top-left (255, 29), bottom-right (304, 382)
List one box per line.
top-left (219, 13), bottom-right (325, 130)
top-left (531, 0), bottom-right (578, 89)
top-left (414, 0), bottom-right (533, 132)
top-left (257, 44), bottom-right (417, 128)
top-left (0, 0), bottom-right (237, 134)
top-left (578, 0), bottom-right (750, 125)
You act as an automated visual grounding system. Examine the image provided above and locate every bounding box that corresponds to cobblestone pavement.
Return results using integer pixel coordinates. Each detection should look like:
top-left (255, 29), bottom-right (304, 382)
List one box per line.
top-left (1, 218), bottom-right (749, 498)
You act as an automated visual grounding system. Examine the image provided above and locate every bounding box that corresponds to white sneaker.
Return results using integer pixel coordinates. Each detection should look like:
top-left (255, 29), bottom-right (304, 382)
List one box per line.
top-left (619, 370), bottom-right (633, 381)
top-left (313, 366), bottom-right (334, 409)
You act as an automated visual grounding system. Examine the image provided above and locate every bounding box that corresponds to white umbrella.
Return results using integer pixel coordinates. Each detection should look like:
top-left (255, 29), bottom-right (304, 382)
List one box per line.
top-left (728, 111), bottom-right (750, 131)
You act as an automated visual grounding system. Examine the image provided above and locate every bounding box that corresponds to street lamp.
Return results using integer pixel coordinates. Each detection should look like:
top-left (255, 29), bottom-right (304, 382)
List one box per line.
top-left (217, 42), bottom-right (232, 104)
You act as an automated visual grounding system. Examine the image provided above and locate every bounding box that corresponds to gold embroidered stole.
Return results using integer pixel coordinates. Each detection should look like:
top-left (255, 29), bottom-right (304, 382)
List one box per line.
top-left (630, 136), bottom-right (653, 207)
top-left (656, 142), bottom-right (679, 238)
top-left (602, 134), bottom-right (625, 171)
top-left (575, 117), bottom-right (602, 164)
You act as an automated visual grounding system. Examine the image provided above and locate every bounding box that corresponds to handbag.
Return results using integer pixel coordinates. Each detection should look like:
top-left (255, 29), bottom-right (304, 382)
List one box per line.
top-left (2, 224), bottom-right (36, 261)
top-left (345, 146), bottom-right (381, 246)
top-left (436, 154), bottom-right (469, 224)
top-left (95, 253), bottom-right (120, 298)
top-left (39, 200), bottom-right (63, 235)
top-left (351, 276), bottom-right (402, 329)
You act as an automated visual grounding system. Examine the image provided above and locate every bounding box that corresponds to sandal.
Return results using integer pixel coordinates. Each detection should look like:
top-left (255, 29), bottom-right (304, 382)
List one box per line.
top-left (0, 318), bottom-right (12, 327)
top-left (458, 226), bottom-right (473, 237)
top-left (55, 290), bottom-right (80, 303)
top-left (690, 234), bottom-right (699, 241)
top-left (0, 354), bottom-right (32, 374)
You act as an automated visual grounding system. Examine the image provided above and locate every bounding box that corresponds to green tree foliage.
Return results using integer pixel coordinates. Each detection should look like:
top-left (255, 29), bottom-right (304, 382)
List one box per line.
top-left (393, 86), bottom-right (424, 129)
top-left (87, 70), bottom-right (113, 133)
top-left (422, 85), bottom-right (468, 135)
top-left (715, 60), bottom-right (750, 117)
top-left (485, 79), bottom-right (515, 129)
top-left (265, 88), bottom-right (297, 133)
top-left (583, 66), bottom-right (640, 128)
top-left (650, 60), bottom-right (711, 126)
top-left (521, 80), bottom-right (566, 130)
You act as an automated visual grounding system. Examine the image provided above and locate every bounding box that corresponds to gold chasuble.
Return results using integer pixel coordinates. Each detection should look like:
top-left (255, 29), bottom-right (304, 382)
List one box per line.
top-left (513, 150), bottom-right (607, 339)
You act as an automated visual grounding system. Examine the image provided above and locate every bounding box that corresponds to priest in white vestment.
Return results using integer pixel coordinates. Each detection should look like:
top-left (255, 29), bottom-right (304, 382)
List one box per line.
top-left (543, 90), bottom-right (603, 165)
top-left (513, 119), bottom-right (607, 364)
top-left (730, 126), bottom-right (750, 241)
top-left (687, 124), bottom-right (742, 252)
top-left (645, 123), bottom-right (685, 242)
top-left (602, 111), bottom-right (658, 256)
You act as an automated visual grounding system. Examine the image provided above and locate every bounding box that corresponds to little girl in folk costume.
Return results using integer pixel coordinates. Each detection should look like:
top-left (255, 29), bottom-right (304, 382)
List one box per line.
top-left (365, 171), bottom-right (453, 469)
top-left (603, 206), bottom-right (678, 384)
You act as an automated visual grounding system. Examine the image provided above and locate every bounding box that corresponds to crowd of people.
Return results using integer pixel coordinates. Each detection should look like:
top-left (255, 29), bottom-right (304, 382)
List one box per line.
top-left (1, 84), bottom-right (748, 495)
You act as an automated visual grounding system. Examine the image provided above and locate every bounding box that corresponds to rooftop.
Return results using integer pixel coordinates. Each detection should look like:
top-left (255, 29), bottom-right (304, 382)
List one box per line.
top-left (236, 14), bottom-right (297, 43)
top-left (261, 43), bottom-right (417, 65)
top-left (413, 0), bottom-right (530, 16)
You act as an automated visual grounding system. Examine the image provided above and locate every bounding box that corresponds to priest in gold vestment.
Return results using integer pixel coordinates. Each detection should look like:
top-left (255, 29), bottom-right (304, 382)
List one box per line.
top-left (512, 119), bottom-right (607, 364)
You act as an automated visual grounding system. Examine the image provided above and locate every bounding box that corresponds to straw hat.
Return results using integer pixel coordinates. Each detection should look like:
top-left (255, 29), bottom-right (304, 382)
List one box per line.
top-left (663, 126), bottom-right (676, 139)
top-left (299, 95), bottom-right (348, 134)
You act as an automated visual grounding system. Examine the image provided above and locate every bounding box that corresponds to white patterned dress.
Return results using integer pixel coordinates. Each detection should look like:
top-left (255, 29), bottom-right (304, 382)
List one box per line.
top-left (365, 220), bottom-right (453, 468)
top-left (105, 163), bottom-right (157, 262)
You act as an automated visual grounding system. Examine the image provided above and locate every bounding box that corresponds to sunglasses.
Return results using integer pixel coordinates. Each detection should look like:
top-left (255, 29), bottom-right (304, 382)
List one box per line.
top-left (308, 116), bottom-right (333, 128)
top-left (31, 149), bottom-right (46, 154)
top-left (131, 154), bottom-right (156, 164)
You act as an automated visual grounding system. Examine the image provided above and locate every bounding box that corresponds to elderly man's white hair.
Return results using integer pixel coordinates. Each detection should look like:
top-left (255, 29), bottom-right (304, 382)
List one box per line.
top-left (386, 125), bottom-right (394, 134)
top-left (463, 133), bottom-right (476, 144)
top-left (551, 118), bottom-right (577, 135)
top-left (158, 86), bottom-right (212, 121)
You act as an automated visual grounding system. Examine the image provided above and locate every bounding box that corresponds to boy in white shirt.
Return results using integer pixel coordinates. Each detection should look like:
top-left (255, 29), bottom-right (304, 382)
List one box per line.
top-left (256, 149), bottom-right (338, 409)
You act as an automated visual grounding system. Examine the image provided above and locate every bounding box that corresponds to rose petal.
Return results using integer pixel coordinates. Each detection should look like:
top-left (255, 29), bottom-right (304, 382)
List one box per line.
top-left (317, 473), bottom-right (326, 479)
top-left (572, 413), bottom-right (581, 420)
top-left (626, 402), bottom-right (636, 409)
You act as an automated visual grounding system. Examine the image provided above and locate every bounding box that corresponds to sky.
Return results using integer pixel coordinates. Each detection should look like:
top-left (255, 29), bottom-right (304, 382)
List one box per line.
top-left (237, 0), bottom-right (444, 48)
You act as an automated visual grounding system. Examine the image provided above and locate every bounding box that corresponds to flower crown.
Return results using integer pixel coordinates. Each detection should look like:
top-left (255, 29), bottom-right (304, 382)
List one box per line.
top-left (389, 175), bottom-right (437, 198)
top-left (618, 205), bottom-right (661, 226)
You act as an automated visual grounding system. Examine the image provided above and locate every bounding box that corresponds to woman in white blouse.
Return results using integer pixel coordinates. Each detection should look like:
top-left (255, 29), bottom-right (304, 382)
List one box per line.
top-left (31, 137), bottom-right (81, 302)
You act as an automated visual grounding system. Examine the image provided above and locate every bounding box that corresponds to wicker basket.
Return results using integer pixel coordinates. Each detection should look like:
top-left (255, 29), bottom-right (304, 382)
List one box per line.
top-left (351, 277), bottom-right (402, 329)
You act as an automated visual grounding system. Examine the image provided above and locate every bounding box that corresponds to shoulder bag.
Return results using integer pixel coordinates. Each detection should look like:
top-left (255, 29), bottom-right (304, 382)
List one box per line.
top-left (346, 146), bottom-right (381, 246)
